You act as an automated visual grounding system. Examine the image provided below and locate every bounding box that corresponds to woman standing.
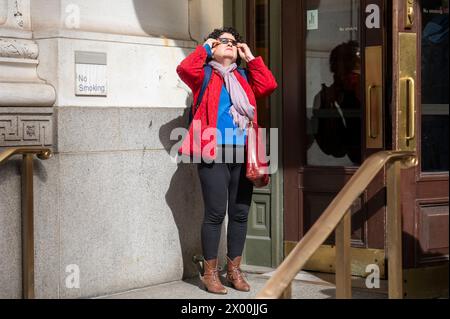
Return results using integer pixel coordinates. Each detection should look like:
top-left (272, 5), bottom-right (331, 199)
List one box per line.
top-left (177, 27), bottom-right (277, 294)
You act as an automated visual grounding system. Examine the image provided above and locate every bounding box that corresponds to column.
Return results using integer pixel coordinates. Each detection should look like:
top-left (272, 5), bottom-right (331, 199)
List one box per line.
top-left (0, 0), bottom-right (56, 148)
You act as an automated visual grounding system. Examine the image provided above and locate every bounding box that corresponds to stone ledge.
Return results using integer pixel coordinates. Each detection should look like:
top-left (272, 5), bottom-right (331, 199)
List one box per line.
top-left (0, 82), bottom-right (56, 106)
top-left (0, 28), bottom-right (32, 39)
top-left (33, 29), bottom-right (197, 49)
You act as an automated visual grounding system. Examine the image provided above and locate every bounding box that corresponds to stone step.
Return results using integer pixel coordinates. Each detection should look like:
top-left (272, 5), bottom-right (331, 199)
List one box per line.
top-left (97, 271), bottom-right (387, 299)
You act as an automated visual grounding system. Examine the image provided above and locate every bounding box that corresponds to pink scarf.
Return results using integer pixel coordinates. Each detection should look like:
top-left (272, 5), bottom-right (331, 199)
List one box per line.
top-left (208, 60), bottom-right (255, 131)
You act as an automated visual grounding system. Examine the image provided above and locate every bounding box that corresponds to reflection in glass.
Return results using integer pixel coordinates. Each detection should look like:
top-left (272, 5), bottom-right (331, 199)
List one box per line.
top-left (306, 0), bottom-right (362, 166)
top-left (421, 0), bottom-right (449, 172)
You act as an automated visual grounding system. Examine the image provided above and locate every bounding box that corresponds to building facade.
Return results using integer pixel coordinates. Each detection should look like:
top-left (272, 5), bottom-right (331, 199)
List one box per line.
top-left (1, 0), bottom-right (226, 298)
top-left (1, 0), bottom-right (448, 299)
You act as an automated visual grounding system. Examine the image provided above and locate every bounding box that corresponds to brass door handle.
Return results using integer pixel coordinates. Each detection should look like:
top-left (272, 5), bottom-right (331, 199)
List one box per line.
top-left (367, 85), bottom-right (380, 139)
top-left (405, 77), bottom-right (415, 140)
top-left (398, 32), bottom-right (417, 152)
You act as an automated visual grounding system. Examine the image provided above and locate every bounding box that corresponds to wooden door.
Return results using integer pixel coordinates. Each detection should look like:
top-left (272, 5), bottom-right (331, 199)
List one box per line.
top-left (393, 0), bottom-right (449, 284)
top-left (283, 0), bottom-right (390, 275)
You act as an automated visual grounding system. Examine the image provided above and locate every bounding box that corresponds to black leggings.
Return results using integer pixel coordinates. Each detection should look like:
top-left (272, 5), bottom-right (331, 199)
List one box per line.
top-left (197, 146), bottom-right (254, 260)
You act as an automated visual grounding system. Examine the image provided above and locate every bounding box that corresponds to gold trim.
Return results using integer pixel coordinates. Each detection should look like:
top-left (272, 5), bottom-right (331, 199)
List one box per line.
top-left (365, 46), bottom-right (383, 148)
top-left (284, 242), bottom-right (386, 279)
top-left (0, 147), bottom-right (52, 165)
top-left (398, 32), bottom-right (417, 152)
top-left (405, 77), bottom-right (415, 140)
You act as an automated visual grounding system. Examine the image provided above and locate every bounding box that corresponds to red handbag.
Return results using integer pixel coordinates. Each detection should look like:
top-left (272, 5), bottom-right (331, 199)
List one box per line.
top-left (246, 121), bottom-right (270, 188)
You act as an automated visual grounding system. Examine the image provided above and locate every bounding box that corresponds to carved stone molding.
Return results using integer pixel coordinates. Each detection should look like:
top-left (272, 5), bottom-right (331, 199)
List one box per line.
top-left (11, 0), bottom-right (25, 29)
top-left (0, 37), bottom-right (37, 59)
top-left (0, 36), bottom-right (56, 107)
top-left (0, 2), bottom-right (55, 107)
top-left (0, 0), bottom-right (30, 31)
top-left (0, 114), bottom-right (53, 147)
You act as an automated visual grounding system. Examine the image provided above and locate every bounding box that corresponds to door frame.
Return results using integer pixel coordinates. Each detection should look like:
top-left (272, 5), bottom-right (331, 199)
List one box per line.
top-left (224, 0), bottom-right (284, 268)
top-left (392, 0), bottom-right (449, 268)
top-left (281, 0), bottom-right (448, 296)
top-left (282, 0), bottom-right (389, 239)
top-left (391, 0), bottom-right (449, 298)
top-left (282, 0), bottom-right (390, 276)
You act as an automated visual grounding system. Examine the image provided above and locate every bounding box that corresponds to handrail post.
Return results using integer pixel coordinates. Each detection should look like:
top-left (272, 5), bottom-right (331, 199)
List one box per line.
top-left (386, 161), bottom-right (403, 299)
top-left (335, 209), bottom-right (352, 299)
top-left (1, 147), bottom-right (53, 299)
top-left (255, 151), bottom-right (415, 299)
top-left (21, 154), bottom-right (35, 299)
top-left (280, 282), bottom-right (292, 299)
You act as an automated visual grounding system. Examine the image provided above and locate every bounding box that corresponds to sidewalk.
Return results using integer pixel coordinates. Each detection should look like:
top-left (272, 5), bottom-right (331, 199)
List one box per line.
top-left (97, 270), bottom-right (387, 299)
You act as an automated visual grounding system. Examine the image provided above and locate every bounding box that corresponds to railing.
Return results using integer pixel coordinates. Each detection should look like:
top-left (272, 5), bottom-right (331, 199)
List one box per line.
top-left (256, 150), bottom-right (417, 299)
top-left (0, 147), bottom-right (53, 299)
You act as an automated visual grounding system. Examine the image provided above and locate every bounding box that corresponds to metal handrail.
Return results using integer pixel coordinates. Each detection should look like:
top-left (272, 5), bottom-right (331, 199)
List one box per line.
top-left (0, 147), bottom-right (53, 299)
top-left (0, 147), bottom-right (52, 165)
top-left (256, 150), bottom-right (417, 299)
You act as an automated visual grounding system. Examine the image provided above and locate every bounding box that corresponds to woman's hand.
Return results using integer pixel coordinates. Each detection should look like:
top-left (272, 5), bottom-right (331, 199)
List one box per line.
top-left (237, 43), bottom-right (255, 63)
top-left (204, 38), bottom-right (220, 54)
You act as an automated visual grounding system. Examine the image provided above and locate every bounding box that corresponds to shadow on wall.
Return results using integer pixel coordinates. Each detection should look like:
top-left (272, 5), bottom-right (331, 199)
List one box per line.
top-left (158, 96), bottom-right (204, 280)
top-left (156, 50), bottom-right (228, 280)
top-left (131, 0), bottom-right (204, 279)
top-left (131, 0), bottom-right (225, 281)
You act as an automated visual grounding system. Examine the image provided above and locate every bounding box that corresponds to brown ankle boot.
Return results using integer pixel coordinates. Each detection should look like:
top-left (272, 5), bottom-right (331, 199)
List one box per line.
top-left (226, 256), bottom-right (250, 292)
top-left (201, 259), bottom-right (227, 295)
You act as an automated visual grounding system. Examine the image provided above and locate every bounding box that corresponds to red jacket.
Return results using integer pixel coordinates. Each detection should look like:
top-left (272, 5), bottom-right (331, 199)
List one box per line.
top-left (176, 45), bottom-right (278, 160)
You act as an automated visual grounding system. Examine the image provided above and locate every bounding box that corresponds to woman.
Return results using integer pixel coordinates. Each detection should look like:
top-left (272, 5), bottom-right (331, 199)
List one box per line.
top-left (177, 27), bottom-right (277, 294)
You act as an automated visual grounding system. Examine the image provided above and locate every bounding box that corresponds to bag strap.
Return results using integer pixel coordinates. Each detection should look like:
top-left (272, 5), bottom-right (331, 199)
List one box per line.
top-left (237, 67), bottom-right (248, 81)
top-left (193, 64), bottom-right (213, 115)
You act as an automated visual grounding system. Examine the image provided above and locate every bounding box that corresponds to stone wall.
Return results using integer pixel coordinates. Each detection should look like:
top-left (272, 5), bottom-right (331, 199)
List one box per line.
top-left (0, 0), bottom-right (224, 298)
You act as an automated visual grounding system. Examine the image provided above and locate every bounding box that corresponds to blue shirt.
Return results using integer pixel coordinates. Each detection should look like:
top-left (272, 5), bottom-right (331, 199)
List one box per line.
top-left (204, 44), bottom-right (247, 146)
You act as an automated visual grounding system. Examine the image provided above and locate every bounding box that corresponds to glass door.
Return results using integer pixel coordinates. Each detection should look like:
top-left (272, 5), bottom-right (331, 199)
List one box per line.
top-left (283, 0), bottom-right (389, 276)
top-left (302, 0), bottom-right (386, 247)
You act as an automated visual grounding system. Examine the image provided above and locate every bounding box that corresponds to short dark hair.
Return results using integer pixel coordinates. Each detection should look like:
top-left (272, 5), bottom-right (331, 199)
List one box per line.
top-left (205, 27), bottom-right (244, 66)
top-left (205, 27), bottom-right (244, 43)
top-left (329, 40), bottom-right (360, 76)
